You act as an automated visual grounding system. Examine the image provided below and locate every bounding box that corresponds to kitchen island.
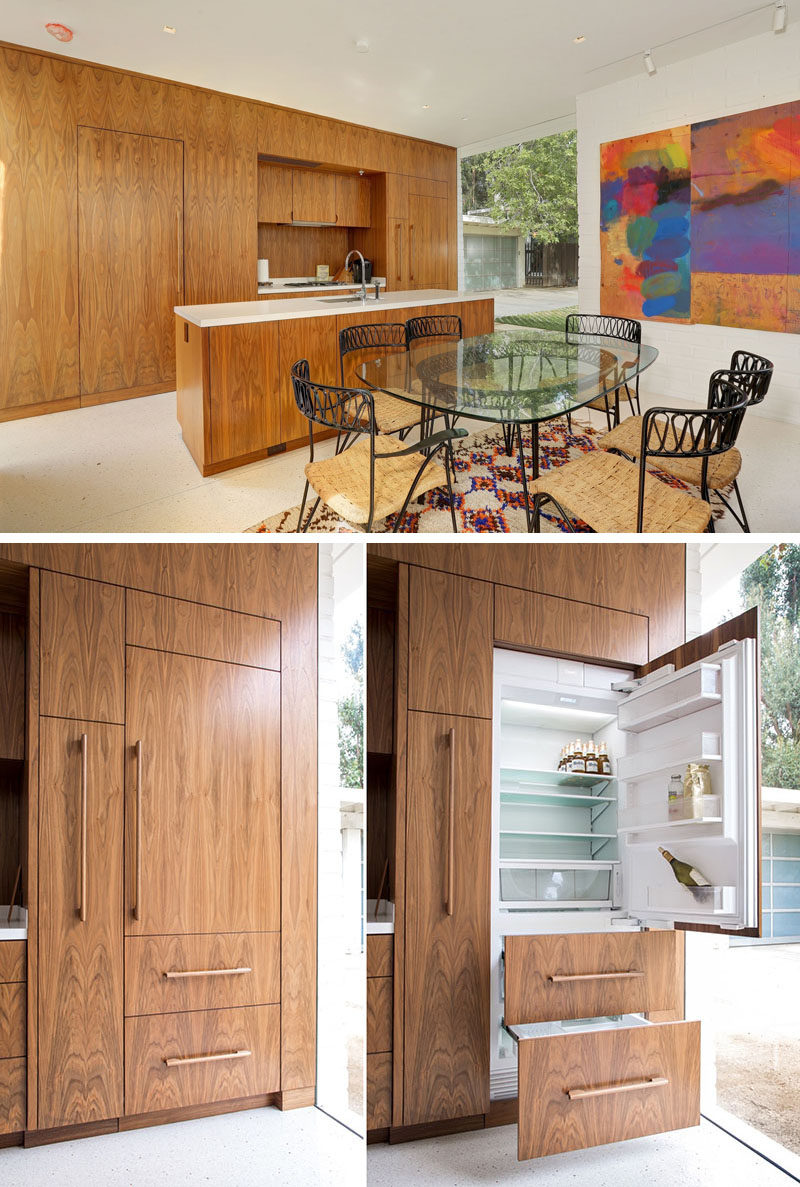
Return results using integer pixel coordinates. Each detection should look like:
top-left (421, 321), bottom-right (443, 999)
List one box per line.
top-left (174, 290), bottom-right (495, 475)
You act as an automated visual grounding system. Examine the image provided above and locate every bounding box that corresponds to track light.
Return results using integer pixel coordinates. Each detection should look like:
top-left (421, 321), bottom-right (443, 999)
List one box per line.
top-left (773, 2), bottom-right (787, 33)
top-left (643, 50), bottom-right (656, 76)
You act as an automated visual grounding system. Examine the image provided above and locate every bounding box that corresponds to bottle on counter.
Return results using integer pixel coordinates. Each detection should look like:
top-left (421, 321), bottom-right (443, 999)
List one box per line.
top-left (658, 846), bottom-right (711, 888)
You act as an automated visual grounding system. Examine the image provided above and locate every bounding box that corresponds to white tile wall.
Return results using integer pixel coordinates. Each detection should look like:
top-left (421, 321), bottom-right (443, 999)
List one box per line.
top-left (577, 26), bottom-right (800, 424)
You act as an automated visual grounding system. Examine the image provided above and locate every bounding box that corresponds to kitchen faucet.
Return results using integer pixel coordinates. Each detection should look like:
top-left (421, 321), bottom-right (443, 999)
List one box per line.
top-left (344, 249), bottom-right (367, 302)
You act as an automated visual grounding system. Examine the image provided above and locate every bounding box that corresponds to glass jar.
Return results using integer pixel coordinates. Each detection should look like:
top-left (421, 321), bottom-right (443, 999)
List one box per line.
top-left (683, 763), bottom-right (712, 798)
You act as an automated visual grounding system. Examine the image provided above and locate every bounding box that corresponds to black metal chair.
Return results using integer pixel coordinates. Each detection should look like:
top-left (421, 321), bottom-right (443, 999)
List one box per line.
top-left (337, 323), bottom-right (418, 450)
top-left (527, 373), bottom-right (749, 534)
top-left (565, 313), bottom-right (642, 430)
top-left (406, 314), bottom-right (463, 345)
top-left (290, 359), bottom-right (466, 533)
top-left (600, 352), bottom-right (773, 531)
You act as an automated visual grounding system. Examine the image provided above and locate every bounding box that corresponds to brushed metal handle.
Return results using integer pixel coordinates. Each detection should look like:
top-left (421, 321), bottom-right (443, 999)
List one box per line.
top-left (176, 213), bottom-right (183, 302)
top-left (164, 1049), bottom-right (251, 1068)
top-left (79, 733), bottom-right (88, 923)
top-left (409, 224), bottom-right (415, 282)
top-left (549, 970), bottom-right (643, 983)
top-left (134, 739), bottom-right (143, 921)
top-left (163, 967), bottom-right (252, 980)
top-left (567, 1076), bottom-right (668, 1101)
top-left (396, 221), bottom-right (402, 284)
top-left (445, 727), bottom-right (455, 916)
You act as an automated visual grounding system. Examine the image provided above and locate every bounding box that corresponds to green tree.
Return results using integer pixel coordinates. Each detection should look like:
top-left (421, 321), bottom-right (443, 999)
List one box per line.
top-left (461, 152), bottom-right (490, 212)
top-left (338, 620), bottom-right (364, 789)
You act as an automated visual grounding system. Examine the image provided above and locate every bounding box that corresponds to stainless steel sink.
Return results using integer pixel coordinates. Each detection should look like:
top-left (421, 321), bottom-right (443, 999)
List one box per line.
top-left (317, 295), bottom-right (377, 304)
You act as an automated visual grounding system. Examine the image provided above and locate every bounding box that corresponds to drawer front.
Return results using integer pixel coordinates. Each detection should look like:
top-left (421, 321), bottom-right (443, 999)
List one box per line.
top-left (126, 590), bottom-right (280, 671)
top-left (0, 942), bottom-right (25, 984)
top-left (125, 1004), bottom-right (280, 1116)
top-left (517, 1020), bottom-right (700, 1159)
top-left (126, 933), bottom-right (280, 1016)
top-left (367, 977), bottom-right (392, 1054)
top-left (0, 983), bottom-right (25, 1060)
top-left (505, 932), bottom-right (681, 1024)
top-left (0, 1057), bottom-right (26, 1134)
top-left (367, 935), bottom-right (393, 979)
top-left (367, 1052), bottom-right (392, 1130)
top-left (494, 585), bottom-right (649, 667)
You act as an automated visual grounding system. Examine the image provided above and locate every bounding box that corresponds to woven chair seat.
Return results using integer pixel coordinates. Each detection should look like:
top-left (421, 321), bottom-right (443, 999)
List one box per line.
top-left (371, 390), bottom-right (420, 433)
top-left (305, 435), bottom-right (447, 526)
top-left (528, 451), bottom-right (712, 533)
top-left (600, 416), bottom-right (742, 488)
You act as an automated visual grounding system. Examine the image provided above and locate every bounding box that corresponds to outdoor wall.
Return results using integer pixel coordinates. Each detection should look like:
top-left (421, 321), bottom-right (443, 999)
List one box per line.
top-left (577, 24), bottom-right (800, 425)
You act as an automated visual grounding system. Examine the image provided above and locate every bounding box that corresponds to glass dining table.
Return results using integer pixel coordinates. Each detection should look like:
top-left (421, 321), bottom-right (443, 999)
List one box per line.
top-left (357, 327), bottom-right (659, 530)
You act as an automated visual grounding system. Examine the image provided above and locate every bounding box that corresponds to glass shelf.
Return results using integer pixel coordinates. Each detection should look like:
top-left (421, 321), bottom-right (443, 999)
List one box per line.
top-left (500, 789), bottom-right (616, 809)
top-left (500, 767), bottom-right (616, 792)
top-left (499, 829), bottom-right (617, 840)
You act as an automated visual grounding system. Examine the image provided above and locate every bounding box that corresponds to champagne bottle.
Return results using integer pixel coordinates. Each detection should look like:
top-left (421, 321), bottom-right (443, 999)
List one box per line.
top-left (658, 846), bottom-right (711, 888)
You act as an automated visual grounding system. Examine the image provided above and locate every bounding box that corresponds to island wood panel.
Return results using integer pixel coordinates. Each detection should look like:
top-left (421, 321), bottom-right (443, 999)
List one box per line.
top-left (0, 47), bottom-right (78, 412)
top-left (460, 299), bottom-right (496, 340)
top-left (0, 614), bottom-right (25, 759)
top-left (0, 943), bottom-right (25, 985)
top-left (77, 126), bottom-right (183, 397)
top-left (0, 1058), bottom-right (26, 1135)
top-left (407, 566), bottom-right (493, 719)
top-left (256, 225), bottom-right (349, 281)
top-left (408, 194), bottom-right (449, 289)
top-left (126, 589), bottom-right (280, 670)
top-left (208, 320), bottom-right (281, 463)
top-left (516, 1021), bottom-right (700, 1160)
top-left (278, 315), bottom-right (341, 442)
top-left (292, 168), bottom-right (336, 224)
top-left (125, 932), bottom-right (280, 1017)
top-left (335, 173), bottom-right (372, 227)
top-left (504, 932), bottom-right (682, 1025)
top-left (367, 936), bottom-right (393, 979)
top-left (367, 1052), bottom-right (392, 1130)
top-left (367, 606), bottom-right (394, 754)
top-left (124, 647), bottom-right (280, 937)
top-left (367, 977), bottom-right (393, 1054)
top-left (494, 584), bottom-right (650, 668)
top-left (125, 1003), bottom-right (280, 1116)
top-left (0, 983), bottom-right (25, 1059)
top-left (404, 710), bottom-right (491, 1125)
top-left (39, 571), bottom-right (125, 724)
top-left (38, 717), bottom-right (124, 1129)
top-left (175, 318), bottom-right (211, 474)
top-left (257, 163), bottom-right (293, 223)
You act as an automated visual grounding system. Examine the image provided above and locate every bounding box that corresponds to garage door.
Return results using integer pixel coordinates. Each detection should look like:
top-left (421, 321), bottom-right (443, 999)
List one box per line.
top-left (464, 235), bottom-right (518, 290)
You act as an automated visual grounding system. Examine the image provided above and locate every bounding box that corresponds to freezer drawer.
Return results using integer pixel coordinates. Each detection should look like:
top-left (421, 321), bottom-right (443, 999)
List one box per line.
top-left (515, 1019), bottom-right (700, 1159)
top-left (504, 931), bottom-right (682, 1024)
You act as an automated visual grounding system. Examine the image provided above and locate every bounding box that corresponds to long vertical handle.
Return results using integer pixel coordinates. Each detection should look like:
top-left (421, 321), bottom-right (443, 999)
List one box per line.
top-left (176, 212), bottom-right (183, 302)
top-left (134, 739), bottom-right (143, 921)
top-left (79, 733), bottom-right (88, 923)
top-left (446, 727), bottom-right (455, 916)
top-left (395, 221), bottom-right (402, 285)
top-left (409, 224), bottom-right (415, 284)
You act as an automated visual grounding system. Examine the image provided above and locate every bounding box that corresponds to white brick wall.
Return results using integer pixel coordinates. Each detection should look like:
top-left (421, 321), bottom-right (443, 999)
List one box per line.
top-left (577, 26), bottom-right (800, 424)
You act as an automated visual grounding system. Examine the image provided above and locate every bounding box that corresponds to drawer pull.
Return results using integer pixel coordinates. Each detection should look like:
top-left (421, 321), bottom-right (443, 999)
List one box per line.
top-left (567, 1076), bottom-right (668, 1101)
top-left (79, 733), bottom-right (88, 923)
top-left (164, 1048), bottom-right (251, 1067)
top-left (549, 970), bottom-right (643, 983)
top-left (163, 967), bottom-right (252, 980)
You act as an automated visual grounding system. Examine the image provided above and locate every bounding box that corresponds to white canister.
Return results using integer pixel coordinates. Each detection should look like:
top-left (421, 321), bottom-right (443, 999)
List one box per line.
top-left (257, 258), bottom-right (270, 284)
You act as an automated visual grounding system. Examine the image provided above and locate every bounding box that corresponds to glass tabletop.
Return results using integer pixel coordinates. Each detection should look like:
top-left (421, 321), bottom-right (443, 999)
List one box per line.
top-left (357, 327), bottom-right (659, 426)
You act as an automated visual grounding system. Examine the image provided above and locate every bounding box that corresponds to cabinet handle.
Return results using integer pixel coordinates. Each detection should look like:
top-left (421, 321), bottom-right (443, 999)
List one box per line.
top-left (163, 967), bottom-right (252, 980)
top-left (567, 1076), bottom-right (668, 1101)
top-left (395, 221), bottom-right (402, 284)
top-left (409, 224), bottom-right (415, 281)
top-left (548, 970), bottom-right (643, 983)
top-left (133, 739), bottom-right (143, 921)
top-left (164, 1049), bottom-right (251, 1068)
top-left (176, 213), bottom-right (183, 302)
top-left (78, 733), bottom-right (88, 923)
top-left (445, 727), bottom-right (455, 916)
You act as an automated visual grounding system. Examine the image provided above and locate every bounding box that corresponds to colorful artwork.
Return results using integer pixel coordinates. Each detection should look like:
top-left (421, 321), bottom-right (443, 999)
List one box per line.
top-left (600, 127), bottom-right (692, 323)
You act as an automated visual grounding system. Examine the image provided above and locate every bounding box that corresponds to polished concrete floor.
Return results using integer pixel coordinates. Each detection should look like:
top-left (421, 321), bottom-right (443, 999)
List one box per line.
top-left (0, 1106), bottom-right (363, 1187)
top-left (367, 1119), bottom-right (795, 1186)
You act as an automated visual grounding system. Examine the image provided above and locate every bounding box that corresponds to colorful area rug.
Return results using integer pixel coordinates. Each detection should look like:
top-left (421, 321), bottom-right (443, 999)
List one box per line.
top-left (248, 419), bottom-right (718, 534)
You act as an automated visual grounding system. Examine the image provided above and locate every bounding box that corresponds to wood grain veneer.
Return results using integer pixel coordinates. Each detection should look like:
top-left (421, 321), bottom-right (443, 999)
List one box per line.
top-left (175, 318), bottom-right (211, 470)
top-left (0, 984), bottom-right (25, 1059)
top-left (494, 585), bottom-right (649, 668)
top-left (256, 224), bottom-right (349, 281)
top-left (408, 567), bottom-right (493, 719)
top-left (367, 1053), bottom-right (392, 1130)
top-left (460, 299), bottom-right (496, 340)
top-left (275, 1086), bottom-right (316, 1110)
top-left (119, 1092), bottom-right (275, 1131)
top-left (277, 314), bottom-right (340, 442)
top-left (126, 589), bottom-right (280, 670)
top-left (390, 563), bottom-right (409, 1128)
top-left (0, 1058), bottom-right (26, 1135)
top-left (516, 1021), bottom-right (700, 1159)
top-left (24, 569), bottom-right (39, 1130)
top-left (0, 615), bottom-right (25, 760)
top-left (0, 771), bottom-right (23, 908)
top-left (124, 647), bottom-right (280, 936)
top-left (335, 173), bottom-right (372, 227)
top-left (367, 978), bottom-right (393, 1055)
top-left (367, 935), bottom-right (393, 979)
top-left (367, 607), bottom-right (394, 754)
top-left (208, 320), bottom-right (281, 462)
top-left (292, 169), bottom-right (336, 224)
top-left (125, 1004), bottom-right (280, 1116)
top-left (408, 193), bottom-right (449, 288)
top-left (38, 717), bottom-right (124, 1129)
top-left (0, 944), bottom-right (25, 984)
top-left (257, 163), bottom-right (293, 223)
top-left (504, 932), bottom-right (682, 1025)
top-left (40, 571), bottom-right (125, 724)
top-left (125, 933), bottom-right (280, 1017)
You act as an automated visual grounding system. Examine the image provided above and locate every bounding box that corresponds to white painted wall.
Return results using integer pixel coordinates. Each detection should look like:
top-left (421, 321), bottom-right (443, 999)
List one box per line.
top-left (577, 24), bottom-right (800, 424)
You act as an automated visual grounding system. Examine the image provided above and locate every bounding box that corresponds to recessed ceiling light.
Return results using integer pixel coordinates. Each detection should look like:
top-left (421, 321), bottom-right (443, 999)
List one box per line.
top-left (162, 24), bottom-right (177, 34)
top-left (354, 38), bottom-right (369, 53)
top-left (573, 34), bottom-right (586, 43)
top-left (461, 116), bottom-right (469, 121)
top-left (422, 104), bottom-right (431, 109)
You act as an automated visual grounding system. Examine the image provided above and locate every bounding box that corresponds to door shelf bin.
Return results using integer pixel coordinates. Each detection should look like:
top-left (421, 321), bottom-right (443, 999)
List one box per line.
top-left (618, 664), bottom-right (721, 733)
top-left (500, 864), bottom-right (615, 908)
top-left (645, 883), bottom-right (732, 913)
top-left (616, 733), bottom-right (721, 783)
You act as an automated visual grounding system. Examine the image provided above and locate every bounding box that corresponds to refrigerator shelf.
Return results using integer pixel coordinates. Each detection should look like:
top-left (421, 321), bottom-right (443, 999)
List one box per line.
top-left (500, 789), bottom-right (617, 809)
top-left (618, 815), bottom-right (723, 838)
top-left (500, 767), bottom-right (616, 793)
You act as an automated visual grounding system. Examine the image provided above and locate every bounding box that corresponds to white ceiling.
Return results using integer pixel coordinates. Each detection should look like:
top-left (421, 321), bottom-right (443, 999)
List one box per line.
top-left (0, 0), bottom-right (781, 149)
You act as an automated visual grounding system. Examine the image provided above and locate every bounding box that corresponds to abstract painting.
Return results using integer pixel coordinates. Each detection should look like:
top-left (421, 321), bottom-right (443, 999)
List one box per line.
top-left (600, 127), bottom-right (692, 323)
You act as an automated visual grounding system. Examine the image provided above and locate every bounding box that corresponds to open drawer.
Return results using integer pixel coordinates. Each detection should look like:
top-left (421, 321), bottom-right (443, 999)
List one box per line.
top-left (507, 1016), bottom-right (700, 1160)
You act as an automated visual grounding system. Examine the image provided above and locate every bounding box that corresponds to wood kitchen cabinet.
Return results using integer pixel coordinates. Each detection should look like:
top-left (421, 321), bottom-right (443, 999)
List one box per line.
top-left (278, 315), bottom-right (340, 443)
top-left (258, 162), bottom-right (293, 223)
top-left (292, 169), bottom-right (336, 224)
top-left (335, 173), bottom-right (371, 227)
top-left (386, 219), bottom-right (410, 291)
top-left (408, 193), bottom-right (449, 289)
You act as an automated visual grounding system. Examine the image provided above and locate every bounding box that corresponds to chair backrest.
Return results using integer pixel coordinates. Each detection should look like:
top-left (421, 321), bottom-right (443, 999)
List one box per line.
top-left (406, 315), bottom-right (463, 344)
top-left (565, 313), bottom-right (642, 347)
top-left (291, 358), bottom-right (375, 436)
top-left (338, 322), bottom-right (408, 386)
top-left (728, 350), bottom-right (774, 408)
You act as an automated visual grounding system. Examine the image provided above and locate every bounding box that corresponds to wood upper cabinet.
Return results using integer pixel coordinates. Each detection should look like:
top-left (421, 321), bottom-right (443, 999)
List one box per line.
top-left (77, 125), bottom-right (184, 396)
top-left (40, 571), bottom-right (125, 723)
top-left (407, 566), bottom-right (493, 718)
top-left (38, 716), bottom-right (124, 1128)
top-left (292, 169), bottom-right (336, 223)
top-left (124, 645), bottom-right (280, 936)
top-left (403, 710), bottom-right (491, 1125)
top-left (494, 585), bottom-right (650, 667)
top-left (258, 163), bottom-right (293, 223)
top-left (408, 193), bottom-right (449, 289)
top-left (335, 174), bottom-right (371, 227)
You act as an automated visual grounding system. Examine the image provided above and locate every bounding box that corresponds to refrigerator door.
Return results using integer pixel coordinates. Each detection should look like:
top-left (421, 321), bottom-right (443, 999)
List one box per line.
top-left (618, 628), bottom-right (760, 933)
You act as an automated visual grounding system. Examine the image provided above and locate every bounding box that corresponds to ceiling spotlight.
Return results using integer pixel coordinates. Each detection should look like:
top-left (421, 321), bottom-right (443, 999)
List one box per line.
top-left (773, 2), bottom-right (787, 33)
top-left (422, 104), bottom-right (431, 109)
top-left (461, 116), bottom-right (469, 121)
top-left (45, 22), bottom-right (73, 42)
top-left (354, 38), bottom-right (369, 53)
top-left (573, 34), bottom-right (586, 43)
top-left (643, 49), bottom-right (656, 76)
top-left (162, 24), bottom-right (177, 34)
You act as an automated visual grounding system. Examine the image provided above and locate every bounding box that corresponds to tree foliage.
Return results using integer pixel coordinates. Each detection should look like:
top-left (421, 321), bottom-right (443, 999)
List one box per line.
top-left (338, 620), bottom-right (364, 789)
top-left (461, 131), bottom-right (578, 244)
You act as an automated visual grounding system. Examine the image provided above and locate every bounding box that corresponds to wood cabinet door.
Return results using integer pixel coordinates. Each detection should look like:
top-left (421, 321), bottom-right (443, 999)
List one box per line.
top-left (208, 320), bottom-right (282, 462)
top-left (387, 219), bottom-right (410, 291)
top-left (258, 163), bottom-right (293, 223)
top-left (494, 584), bottom-right (649, 667)
top-left (78, 126), bottom-right (184, 396)
top-left (403, 710), bottom-right (491, 1125)
top-left (124, 646), bottom-right (280, 936)
top-left (292, 170), bottom-right (336, 224)
top-left (38, 716), bottom-right (124, 1128)
top-left (408, 194), bottom-right (449, 288)
top-left (335, 174), bottom-right (371, 227)
top-left (278, 315), bottom-right (340, 443)
top-left (408, 566), bottom-right (493, 718)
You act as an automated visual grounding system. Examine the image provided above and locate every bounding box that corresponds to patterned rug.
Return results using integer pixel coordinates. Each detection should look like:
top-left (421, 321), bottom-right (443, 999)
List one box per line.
top-left (247, 419), bottom-right (716, 534)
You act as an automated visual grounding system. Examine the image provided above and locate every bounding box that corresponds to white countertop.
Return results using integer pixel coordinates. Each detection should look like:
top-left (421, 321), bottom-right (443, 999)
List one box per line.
top-left (175, 289), bottom-right (493, 329)
top-left (258, 276), bottom-right (386, 296)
